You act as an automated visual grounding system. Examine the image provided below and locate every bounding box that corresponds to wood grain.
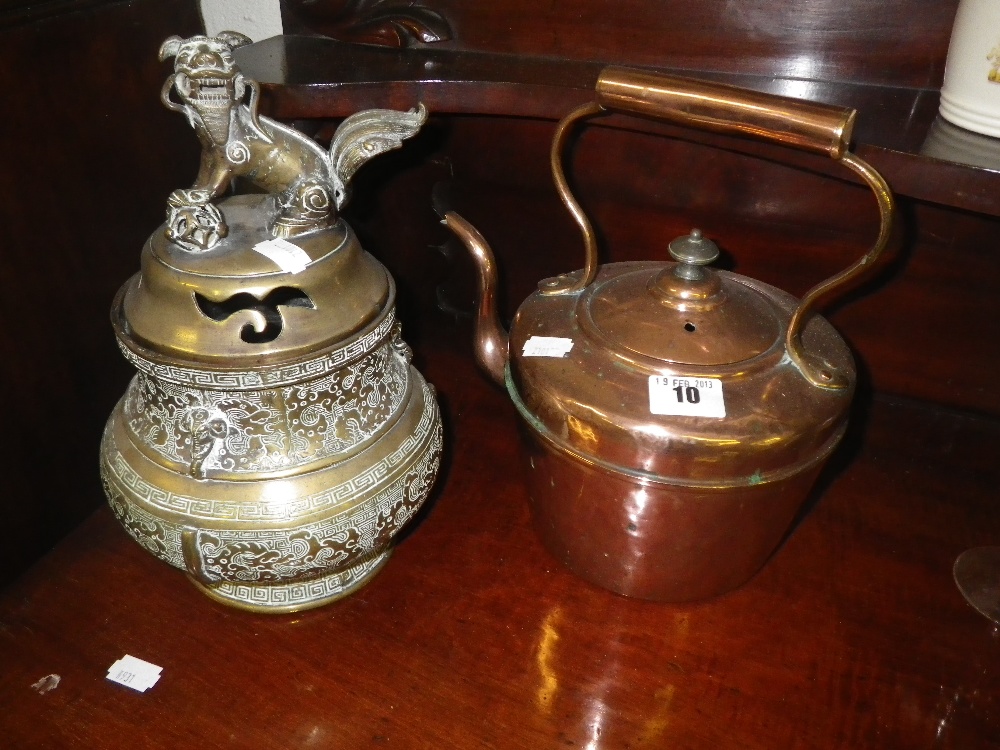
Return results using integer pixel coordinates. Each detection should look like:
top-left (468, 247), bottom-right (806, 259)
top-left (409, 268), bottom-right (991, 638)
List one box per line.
top-left (0, 328), bottom-right (997, 748)
top-left (2, 11), bottom-right (998, 749)
top-left (235, 35), bottom-right (1000, 218)
top-left (283, 0), bottom-right (959, 89)
top-left (0, 0), bottom-right (203, 586)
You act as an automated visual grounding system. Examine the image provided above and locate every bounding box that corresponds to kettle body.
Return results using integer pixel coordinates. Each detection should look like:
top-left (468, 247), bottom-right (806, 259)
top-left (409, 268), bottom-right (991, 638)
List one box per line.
top-left (507, 264), bottom-right (852, 600)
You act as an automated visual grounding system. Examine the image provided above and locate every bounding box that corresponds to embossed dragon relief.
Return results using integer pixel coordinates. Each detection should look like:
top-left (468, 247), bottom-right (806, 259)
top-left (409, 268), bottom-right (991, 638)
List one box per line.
top-left (124, 340), bottom-right (410, 478)
top-left (159, 32), bottom-right (426, 252)
top-left (104, 421), bottom-right (442, 585)
top-left (104, 478), bottom-right (176, 564)
top-left (105, 379), bottom-right (440, 525)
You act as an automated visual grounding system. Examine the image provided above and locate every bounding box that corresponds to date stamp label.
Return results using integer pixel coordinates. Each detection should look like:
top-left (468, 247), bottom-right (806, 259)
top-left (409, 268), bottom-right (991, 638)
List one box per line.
top-left (648, 375), bottom-right (726, 418)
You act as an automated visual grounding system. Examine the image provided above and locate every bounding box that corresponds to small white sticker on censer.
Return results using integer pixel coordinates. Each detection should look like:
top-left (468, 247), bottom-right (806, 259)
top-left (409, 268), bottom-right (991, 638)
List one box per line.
top-left (106, 655), bottom-right (162, 692)
top-left (522, 336), bottom-right (574, 358)
top-left (649, 375), bottom-right (726, 418)
top-left (253, 237), bottom-right (312, 274)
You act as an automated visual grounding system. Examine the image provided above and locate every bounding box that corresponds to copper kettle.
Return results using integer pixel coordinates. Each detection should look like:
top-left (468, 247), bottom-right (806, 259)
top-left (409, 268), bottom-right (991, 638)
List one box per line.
top-left (439, 67), bottom-right (894, 601)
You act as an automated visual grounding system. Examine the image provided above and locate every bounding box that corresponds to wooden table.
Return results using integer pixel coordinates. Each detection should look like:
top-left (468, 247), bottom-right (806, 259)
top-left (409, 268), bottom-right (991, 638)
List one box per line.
top-left (1, 324), bottom-right (997, 749)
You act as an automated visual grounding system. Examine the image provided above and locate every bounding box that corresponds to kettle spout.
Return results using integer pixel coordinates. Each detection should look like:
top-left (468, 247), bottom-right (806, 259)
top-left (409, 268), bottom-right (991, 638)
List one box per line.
top-left (440, 210), bottom-right (509, 388)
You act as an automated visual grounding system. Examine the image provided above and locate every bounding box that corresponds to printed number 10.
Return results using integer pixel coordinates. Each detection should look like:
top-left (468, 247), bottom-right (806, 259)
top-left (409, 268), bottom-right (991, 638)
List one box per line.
top-left (672, 385), bottom-right (701, 404)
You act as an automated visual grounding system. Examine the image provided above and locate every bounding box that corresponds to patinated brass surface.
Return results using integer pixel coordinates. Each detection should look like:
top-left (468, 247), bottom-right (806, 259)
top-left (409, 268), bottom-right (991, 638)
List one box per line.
top-left (101, 34), bottom-right (440, 613)
top-left (954, 546), bottom-right (1000, 624)
top-left (121, 196), bottom-right (390, 365)
top-left (158, 31), bottom-right (426, 250)
top-left (440, 67), bottom-right (895, 601)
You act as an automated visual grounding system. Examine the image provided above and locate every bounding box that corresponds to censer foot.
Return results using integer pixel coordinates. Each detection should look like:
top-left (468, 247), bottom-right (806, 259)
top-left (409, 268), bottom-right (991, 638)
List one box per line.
top-left (187, 549), bottom-right (393, 614)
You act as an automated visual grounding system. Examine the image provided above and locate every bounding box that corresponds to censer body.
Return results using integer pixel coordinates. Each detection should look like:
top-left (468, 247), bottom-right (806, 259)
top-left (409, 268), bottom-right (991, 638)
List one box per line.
top-left (100, 33), bottom-right (440, 612)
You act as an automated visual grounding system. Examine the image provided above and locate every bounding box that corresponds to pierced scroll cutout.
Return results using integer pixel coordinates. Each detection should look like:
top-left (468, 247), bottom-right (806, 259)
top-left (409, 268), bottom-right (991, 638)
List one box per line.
top-left (195, 287), bottom-right (315, 343)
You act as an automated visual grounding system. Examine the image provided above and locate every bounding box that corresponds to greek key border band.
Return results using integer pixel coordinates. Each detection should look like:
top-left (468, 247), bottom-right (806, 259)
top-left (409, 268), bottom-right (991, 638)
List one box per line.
top-left (117, 308), bottom-right (397, 390)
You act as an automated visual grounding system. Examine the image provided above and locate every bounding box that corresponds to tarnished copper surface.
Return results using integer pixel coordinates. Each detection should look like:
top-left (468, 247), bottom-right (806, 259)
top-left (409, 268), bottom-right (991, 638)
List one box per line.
top-left (441, 67), bottom-right (894, 600)
top-left (508, 265), bottom-right (853, 486)
top-left (520, 424), bottom-right (829, 601)
top-left (553, 69), bottom-right (895, 389)
top-left (595, 66), bottom-right (856, 158)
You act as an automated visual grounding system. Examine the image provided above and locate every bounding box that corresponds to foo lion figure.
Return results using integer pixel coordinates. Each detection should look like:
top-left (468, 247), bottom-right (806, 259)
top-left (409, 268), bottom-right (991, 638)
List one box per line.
top-left (159, 31), bottom-right (427, 251)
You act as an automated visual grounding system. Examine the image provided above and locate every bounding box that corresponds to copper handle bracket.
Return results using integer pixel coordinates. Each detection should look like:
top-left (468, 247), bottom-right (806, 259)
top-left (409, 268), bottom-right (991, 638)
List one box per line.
top-left (549, 67), bottom-right (895, 389)
top-left (542, 101), bottom-right (606, 296)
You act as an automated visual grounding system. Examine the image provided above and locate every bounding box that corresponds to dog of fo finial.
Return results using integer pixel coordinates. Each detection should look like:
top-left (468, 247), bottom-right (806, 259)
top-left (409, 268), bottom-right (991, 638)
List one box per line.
top-left (159, 31), bottom-right (427, 252)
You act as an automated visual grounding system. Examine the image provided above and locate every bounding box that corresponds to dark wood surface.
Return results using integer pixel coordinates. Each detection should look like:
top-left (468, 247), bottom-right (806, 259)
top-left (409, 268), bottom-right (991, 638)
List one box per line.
top-left (331, 111), bottom-right (1000, 421)
top-left (282, 0), bottom-right (958, 89)
top-left (1, 322), bottom-right (998, 749)
top-left (236, 35), bottom-right (1000, 218)
top-left (0, 0), bottom-right (126, 29)
top-left (0, 0), bottom-right (203, 586)
top-left (3, 6), bottom-right (1000, 747)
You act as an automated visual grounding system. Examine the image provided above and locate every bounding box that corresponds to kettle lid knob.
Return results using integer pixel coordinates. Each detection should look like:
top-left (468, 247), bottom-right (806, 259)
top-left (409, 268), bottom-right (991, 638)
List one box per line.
top-left (668, 229), bottom-right (719, 278)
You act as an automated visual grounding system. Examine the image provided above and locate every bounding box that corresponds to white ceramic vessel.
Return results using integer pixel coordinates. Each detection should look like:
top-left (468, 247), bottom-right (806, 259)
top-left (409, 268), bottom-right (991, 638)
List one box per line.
top-left (940, 0), bottom-right (1000, 137)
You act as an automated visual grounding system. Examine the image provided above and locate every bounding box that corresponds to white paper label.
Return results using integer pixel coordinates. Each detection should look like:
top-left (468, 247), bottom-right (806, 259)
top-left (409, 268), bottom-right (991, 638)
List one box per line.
top-left (107, 655), bottom-right (162, 693)
top-left (649, 375), bottom-right (726, 418)
top-left (253, 238), bottom-right (312, 274)
top-left (522, 336), bottom-right (574, 358)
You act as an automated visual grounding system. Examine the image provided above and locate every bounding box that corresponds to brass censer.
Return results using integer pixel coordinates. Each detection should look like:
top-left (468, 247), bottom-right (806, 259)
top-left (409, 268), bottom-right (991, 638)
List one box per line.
top-left (440, 68), bottom-right (894, 602)
top-left (100, 33), bottom-right (442, 613)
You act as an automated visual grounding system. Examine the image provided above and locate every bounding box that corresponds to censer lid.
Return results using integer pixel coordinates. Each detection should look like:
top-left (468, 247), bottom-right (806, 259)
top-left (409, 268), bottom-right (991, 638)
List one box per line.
top-left (111, 32), bottom-right (427, 369)
top-left (117, 194), bottom-right (391, 367)
top-left (580, 229), bottom-right (782, 366)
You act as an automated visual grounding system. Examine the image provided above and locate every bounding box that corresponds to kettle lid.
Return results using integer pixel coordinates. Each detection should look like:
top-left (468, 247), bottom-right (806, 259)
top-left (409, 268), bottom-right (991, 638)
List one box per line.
top-left (581, 229), bottom-right (782, 366)
top-left (509, 246), bottom-right (855, 485)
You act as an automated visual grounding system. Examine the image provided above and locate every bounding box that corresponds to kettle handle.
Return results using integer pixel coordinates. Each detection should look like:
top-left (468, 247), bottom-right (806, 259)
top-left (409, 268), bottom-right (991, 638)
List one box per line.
top-left (549, 66), bottom-right (894, 390)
